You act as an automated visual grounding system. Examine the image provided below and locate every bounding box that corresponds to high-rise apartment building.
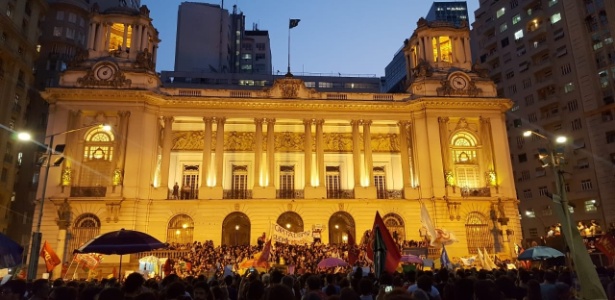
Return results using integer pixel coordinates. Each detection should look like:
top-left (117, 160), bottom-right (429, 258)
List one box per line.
top-left (174, 2), bottom-right (271, 75)
top-left (0, 0), bottom-right (47, 235)
top-left (471, 0), bottom-right (615, 243)
top-left (383, 2), bottom-right (469, 93)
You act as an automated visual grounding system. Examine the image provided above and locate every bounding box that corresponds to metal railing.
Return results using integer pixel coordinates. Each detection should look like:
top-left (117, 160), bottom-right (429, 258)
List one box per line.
top-left (460, 187), bottom-right (491, 197)
top-left (70, 187), bottom-right (107, 197)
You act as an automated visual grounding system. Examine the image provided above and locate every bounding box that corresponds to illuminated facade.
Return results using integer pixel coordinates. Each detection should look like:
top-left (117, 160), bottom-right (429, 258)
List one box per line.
top-left (32, 8), bottom-right (521, 277)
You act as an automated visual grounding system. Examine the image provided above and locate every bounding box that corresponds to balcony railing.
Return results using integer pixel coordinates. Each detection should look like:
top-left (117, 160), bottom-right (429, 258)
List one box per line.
top-left (460, 187), bottom-right (491, 197)
top-left (70, 187), bottom-right (107, 197)
top-left (133, 249), bottom-right (191, 261)
top-left (377, 190), bottom-right (404, 199)
top-left (223, 190), bottom-right (253, 199)
top-left (326, 189), bottom-right (355, 199)
top-left (276, 189), bottom-right (304, 199)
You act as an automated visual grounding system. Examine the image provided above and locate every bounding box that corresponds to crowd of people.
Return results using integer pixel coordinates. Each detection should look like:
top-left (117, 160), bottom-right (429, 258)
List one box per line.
top-left (4, 264), bottom-right (615, 299)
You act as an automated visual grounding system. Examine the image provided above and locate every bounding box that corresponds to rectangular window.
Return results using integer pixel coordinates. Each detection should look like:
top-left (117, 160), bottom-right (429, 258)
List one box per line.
top-left (606, 131), bottom-right (615, 143)
top-left (567, 99), bottom-right (578, 111)
top-left (512, 14), bottom-right (521, 25)
top-left (514, 30), bottom-right (524, 41)
top-left (516, 136), bottom-right (524, 148)
top-left (522, 170), bottom-right (531, 181)
top-left (556, 46), bottom-right (567, 57)
top-left (529, 228), bottom-right (538, 237)
top-left (506, 71), bottom-right (515, 79)
top-left (231, 165), bottom-right (248, 199)
top-left (581, 179), bottom-right (593, 191)
top-left (561, 64), bottom-right (572, 75)
top-left (538, 186), bottom-right (549, 196)
top-left (68, 13), bottom-right (77, 23)
top-left (550, 13), bottom-right (562, 24)
top-left (518, 153), bottom-right (528, 163)
top-left (525, 209), bottom-right (536, 218)
top-left (564, 82), bottom-right (575, 93)
top-left (496, 7), bottom-right (506, 18)
top-left (508, 85), bottom-right (517, 94)
top-left (500, 23), bottom-right (508, 32)
top-left (53, 27), bottom-right (62, 37)
top-left (577, 158), bottom-right (589, 169)
top-left (528, 113), bottom-right (537, 123)
top-left (279, 165), bottom-right (295, 199)
top-left (523, 189), bottom-right (533, 199)
top-left (374, 167), bottom-right (387, 199)
top-left (571, 118), bottom-right (583, 130)
top-left (326, 166), bottom-right (341, 199)
top-left (56, 11), bottom-right (64, 20)
top-left (525, 95), bottom-right (534, 106)
top-left (66, 28), bottom-right (75, 40)
top-left (180, 165), bottom-right (199, 200)
top-left (585, 200), bottom-right (597, 212)
top-left (523, 78), bottom-right (532, 88)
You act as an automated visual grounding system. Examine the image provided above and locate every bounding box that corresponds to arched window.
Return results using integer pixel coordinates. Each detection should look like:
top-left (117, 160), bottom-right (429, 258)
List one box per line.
top-left (76, 127), bottom-right (115, 192)
top-left (451, 132), bottom-right (480, 188)
top-left (68, 213), bottom-right (101, 254)
top-left (382, 213), bottom-right (405, 243)
top-left (167, 214), bottom-right (194, 245)
top-left (465, 212), bottom-right (494, 254)
top-left (277, 211), bottom-right (304, 233)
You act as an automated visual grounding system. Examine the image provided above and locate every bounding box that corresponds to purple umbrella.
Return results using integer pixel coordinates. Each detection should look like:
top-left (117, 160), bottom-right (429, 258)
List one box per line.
top-left (317, 257), bottom-right (348, 268)
top-left (400, 254), bottom-right (423, 264)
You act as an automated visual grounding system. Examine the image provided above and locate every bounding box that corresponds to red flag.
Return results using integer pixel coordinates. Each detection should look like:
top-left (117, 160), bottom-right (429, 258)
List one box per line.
top-left (39, 241), bottom-right (61, 272)
top-left (256, 239), bottom-right (271, 267)
top-left (366, 212), bottom-right (401, 274)
top-left (595, 235), bottom-right (615, 259)
top-left (515, 244), bottom-right (531, 269)
top-left (347, 230), bottom-right (359, 265)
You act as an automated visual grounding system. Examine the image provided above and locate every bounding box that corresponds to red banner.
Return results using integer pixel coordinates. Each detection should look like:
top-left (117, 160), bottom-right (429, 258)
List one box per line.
top-left (39, 241), bottom-right (61, 272)
top-left (595, 235), bottom-right (615, 259)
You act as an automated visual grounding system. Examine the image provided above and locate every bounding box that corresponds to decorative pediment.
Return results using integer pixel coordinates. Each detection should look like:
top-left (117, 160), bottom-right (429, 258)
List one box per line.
top-left (77, 61), bottom-right (132, 88)
top-left (264, 78), bottom-right (317, 99)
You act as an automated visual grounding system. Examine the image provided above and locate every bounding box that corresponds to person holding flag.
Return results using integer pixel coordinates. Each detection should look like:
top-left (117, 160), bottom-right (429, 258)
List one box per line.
top-left (39, 241), bottom-right (61, 275)
top-left (440, 245), bottom-right (452, 270)
top-left (366, 212), bottom-right (401, 277)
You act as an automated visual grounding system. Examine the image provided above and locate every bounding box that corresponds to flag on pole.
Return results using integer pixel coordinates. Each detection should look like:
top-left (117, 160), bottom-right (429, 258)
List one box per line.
top-left (255, 239), bottom-right (271, 268)
top-left (289, 19), bottom-right (301, 29)
top-left (420, 202), bottom-right (437, 246)
top-left (477, 248), bottom-right (491, 270)
top-left (347, 230), bottom-right (359, 266)
top-left (440, 246), bottom-right (452, 270)
top-left (483, 248), bottom-right (498, 270)
top-left (366, 212), bottom-right (401, 276)
top-left (514, 243), bottom-right (531, 269)
top-left (39, 241), bottom-right (61, 272)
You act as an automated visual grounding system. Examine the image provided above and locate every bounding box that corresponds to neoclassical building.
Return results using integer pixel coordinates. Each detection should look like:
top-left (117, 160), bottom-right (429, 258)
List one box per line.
top-left (32, 8), bottom-right (521, 277)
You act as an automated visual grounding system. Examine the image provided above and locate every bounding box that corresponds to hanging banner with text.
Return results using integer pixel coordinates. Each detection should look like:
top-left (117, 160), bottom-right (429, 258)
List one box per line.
top-left (271, 224), bottom-right (312, 245)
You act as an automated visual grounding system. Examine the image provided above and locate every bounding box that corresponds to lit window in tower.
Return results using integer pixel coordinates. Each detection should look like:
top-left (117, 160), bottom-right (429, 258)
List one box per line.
top-left (108, 23), bottom-right (132, 51)
top-left (432, 36), bottom-right (453, 63)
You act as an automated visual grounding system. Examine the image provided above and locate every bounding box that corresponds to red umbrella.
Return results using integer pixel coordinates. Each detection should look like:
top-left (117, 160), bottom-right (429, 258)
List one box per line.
top-left (400, 255), bottom-right (423, 264)
top-left (317, 257), bottom-right (348, 268)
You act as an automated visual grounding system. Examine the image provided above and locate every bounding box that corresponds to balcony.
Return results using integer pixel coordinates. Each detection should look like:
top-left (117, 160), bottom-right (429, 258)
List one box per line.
top-left (461, 187), bottom-right (491, 197)
top-left (70, 187), bottom-right (107, 197)
top-left (276, 189), bottom-right (304, 199)
top-left (223, 190), bottom-right (253, 199)
top-left (326, 189), bottom-right (355, 199)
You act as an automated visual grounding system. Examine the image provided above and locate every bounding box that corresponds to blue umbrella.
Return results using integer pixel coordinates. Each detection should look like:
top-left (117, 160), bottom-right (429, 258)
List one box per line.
top-left (74, 228), bottom-right (166, 278)
top-left (517, 246), bottom-right (565, 261)
top-left (0, 233), bottom-right (23, 268)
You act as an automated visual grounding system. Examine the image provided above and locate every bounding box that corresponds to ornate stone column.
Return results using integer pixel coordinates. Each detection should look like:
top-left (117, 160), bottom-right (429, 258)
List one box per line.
top-left (111, 111), bottom-right (130, 196)
top-left (215, 118), bottom-right (225, 188)
top-left (362, 120), bottom-right (374, 186)
top-left (87, 23), bottom-right (95, 50)
top-left (398, 121), bottom-right (412, 188)
top-left (141, 27), bottom-right (148, 52)
top-left (351, 120), bottom-right (361, 188)
top-left (463, 37), bottom-right (471, 63)
top-left (159, 117), bottom-right (174, 192)
top-left (425, 36), bottom-right (435, 63)
top-left (481, 117), bottom-right (497, 192)
top-left (104, 23), bottom-right (111, 50)
top-left (199, 117), bottom-right (213, 199)
top-left (122, 24), bottom-right (129, 50)
top-left (438, 117), bottom-right (452, 191)
top-left (94, 23), bottom-right (103, 51)
top-left (253, 118), bottom-right (264, 189)
top-left (52, 200), bottom-right (71, 279)
top-left (303, 119), bottom-right (313, 188)
top-left (132, 24), bottom-right (141, 52)
top-left (266, 119), bottom-right (276, 187)
top-left (315, 119), bottom-right (325, 186)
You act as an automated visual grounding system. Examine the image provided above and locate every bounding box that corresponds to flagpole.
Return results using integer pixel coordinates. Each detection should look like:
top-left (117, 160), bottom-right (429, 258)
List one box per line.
top-left (287, 19), bottom-right (291, 76)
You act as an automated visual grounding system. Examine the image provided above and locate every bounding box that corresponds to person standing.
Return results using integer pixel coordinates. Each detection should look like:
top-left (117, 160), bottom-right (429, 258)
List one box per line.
top-left (172, 182), bottom-right (180, 199)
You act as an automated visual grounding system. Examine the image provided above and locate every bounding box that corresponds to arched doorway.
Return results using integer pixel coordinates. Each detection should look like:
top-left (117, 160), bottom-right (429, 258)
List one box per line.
top-left (328, 211), bottom-right (355, 244)
top-left (167, 214), bottom-right (194, 244)
top-left (382, 213), bottom-right (405, 244)
top-left (222, 212), bottom-right (251, 246)
top-left (277, 211), bottom-right (304, 233)
top-left (465, 212), bottom-right (494, 254)
top-left (68, 213), bottom-right (101, 254)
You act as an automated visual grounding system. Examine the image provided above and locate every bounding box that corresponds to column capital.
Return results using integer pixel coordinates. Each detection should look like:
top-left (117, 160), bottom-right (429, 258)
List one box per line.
top-left (397, 120), bottom-right (412, 127)
top-left (314, 119), bottom-right (325, 126)
top-left (254, 118), bottom-right (264, 125)
top-left (214, 117), bottom-right (226, 125)
top-left (479, 116), bottom-right (491, 124)
top-left (350, 120), bottom-right (361, 126)
top-left (360, 120), bottom-right (372, 126)
top-left (303, 119), bottom-right (314, 125)
top-left (162, 116), bottom-right (174, 124)
top-left (438, 117), bottom-right (450, 124)
top-left (203, 117), bottom-right (214, 124)
top-left (265, 118), bottom-right (276, 124)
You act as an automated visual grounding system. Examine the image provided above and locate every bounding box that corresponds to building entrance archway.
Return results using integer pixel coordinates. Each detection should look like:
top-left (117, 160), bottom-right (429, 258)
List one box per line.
top-left (222, 212), bottom-right (251, 246)
top-left (328, 211), bottom-right (355, 244)
top-left (277, 211), bottom-right (304, 233)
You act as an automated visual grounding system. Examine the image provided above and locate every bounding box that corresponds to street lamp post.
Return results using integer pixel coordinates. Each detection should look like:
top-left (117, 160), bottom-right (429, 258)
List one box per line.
top-left (524, 130), bottom-right (606, 299)
top-left (20, 124), bottom-right (110, 280)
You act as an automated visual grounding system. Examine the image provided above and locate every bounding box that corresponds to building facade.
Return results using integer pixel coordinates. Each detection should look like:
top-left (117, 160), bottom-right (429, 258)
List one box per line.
top-left (426, 1), bottom-right (470, 27)
top-left (31, 8), bottom-right (521, 277)
top-left (0, 0), bottom-right (47, 235)
top-left (471, 0), bottom-right (615, 243)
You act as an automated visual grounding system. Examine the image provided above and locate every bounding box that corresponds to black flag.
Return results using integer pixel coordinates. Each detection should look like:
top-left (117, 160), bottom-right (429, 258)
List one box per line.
top-left (289, 19), bottom-right (300, 29)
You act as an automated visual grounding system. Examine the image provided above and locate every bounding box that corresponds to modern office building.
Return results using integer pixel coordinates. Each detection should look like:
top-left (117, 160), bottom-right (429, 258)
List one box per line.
top-left (30, 5), bottom-right (521, 278)
top-left (0, 0), bottom-right (48, 236)
top-left (174, 2), bottom-right (271, 74)
top-left (471, 0), bottom-right (615, 243)
top-left (383, 2), bottom-right (469, 93)
top-left (426, 1), bottom-right (469, 27)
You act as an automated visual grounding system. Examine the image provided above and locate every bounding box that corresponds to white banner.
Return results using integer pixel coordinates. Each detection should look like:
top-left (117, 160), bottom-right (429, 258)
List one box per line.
top-left (271, 224), bottom-right (312, 245)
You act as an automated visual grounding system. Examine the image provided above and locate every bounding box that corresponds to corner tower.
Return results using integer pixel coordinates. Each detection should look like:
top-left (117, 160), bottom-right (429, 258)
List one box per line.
top-left (59, 4), bottom-right (160, 90)
top-left (404, 19), bottom-right (496, 98)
